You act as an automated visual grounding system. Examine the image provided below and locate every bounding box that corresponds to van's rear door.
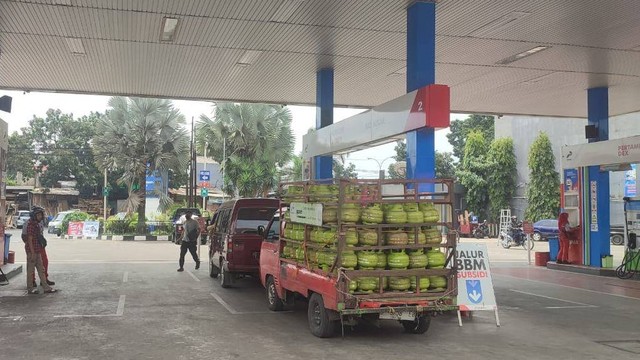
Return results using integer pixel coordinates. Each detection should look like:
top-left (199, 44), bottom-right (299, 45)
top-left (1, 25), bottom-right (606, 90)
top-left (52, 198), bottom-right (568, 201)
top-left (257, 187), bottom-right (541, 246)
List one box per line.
top-left (230, 207), bottom-right (278, 272)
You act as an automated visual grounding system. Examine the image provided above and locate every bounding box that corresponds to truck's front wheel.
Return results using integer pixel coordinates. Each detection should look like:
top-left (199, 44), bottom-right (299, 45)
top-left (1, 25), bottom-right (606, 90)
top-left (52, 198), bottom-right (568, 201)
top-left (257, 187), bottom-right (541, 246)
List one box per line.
top-left (401, 315), bottom-right (431, 334)
top-left (266, 276), bottom-right (284, 311)
top-left (308, 293), bottom-right (336, 338)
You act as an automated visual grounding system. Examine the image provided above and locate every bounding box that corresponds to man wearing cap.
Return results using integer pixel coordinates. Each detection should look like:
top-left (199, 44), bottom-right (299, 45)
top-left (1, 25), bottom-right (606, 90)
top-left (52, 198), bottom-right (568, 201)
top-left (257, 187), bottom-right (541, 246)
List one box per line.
top-left (25, 207), bottom-right (56, 294)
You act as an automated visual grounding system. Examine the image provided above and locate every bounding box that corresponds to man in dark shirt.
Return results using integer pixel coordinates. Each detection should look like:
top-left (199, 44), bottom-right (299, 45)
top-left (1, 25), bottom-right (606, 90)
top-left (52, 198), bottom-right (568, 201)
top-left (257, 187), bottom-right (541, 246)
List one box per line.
top-left (25, 207), bottom-right (56, 294)
top-left (177, 211), bottom-right (201, 272)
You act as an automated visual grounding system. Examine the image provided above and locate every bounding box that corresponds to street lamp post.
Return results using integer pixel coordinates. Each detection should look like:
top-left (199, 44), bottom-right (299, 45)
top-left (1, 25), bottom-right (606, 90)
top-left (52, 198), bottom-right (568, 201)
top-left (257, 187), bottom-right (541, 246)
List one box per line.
top-left (367, 157), bottom-right (394, 179)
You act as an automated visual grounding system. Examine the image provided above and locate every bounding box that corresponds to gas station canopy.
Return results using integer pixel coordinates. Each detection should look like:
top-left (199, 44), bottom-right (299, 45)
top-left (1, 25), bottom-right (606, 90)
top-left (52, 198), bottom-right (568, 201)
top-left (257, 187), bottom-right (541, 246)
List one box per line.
top-left (1, 0), bottom-right (640, 118)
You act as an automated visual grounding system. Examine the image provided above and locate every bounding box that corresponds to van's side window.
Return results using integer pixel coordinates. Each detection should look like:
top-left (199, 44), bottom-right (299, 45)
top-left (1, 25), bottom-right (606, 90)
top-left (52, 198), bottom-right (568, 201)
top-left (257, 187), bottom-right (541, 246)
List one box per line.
top-left (217, 209), bottom-right (232, 233)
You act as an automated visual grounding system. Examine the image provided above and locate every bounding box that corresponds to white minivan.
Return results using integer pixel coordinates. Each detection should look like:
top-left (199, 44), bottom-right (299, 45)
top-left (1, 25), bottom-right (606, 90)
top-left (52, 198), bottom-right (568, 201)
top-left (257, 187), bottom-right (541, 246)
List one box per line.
top-left (48, 210), bottom-right (78, 236)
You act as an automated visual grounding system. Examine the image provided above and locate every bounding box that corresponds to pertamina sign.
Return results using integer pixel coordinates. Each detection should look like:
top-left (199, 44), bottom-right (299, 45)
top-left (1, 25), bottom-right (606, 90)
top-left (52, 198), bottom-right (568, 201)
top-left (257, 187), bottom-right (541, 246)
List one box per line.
top-left (456, 243), bottom-right (498, 312)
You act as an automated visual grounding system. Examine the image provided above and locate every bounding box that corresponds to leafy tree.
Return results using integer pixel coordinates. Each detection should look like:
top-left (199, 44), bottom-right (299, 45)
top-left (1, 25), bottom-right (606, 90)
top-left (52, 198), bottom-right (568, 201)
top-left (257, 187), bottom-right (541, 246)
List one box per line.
top-left (281, 154), bottom-right (304, 182)
top-left (8, 110), bottom-right (103, 196)
top-left (93, 97), bottom-right (190, 234)
top-left (392, 140), bottom-right (407, 162)
top-left (435, 151), bottom-right (456, 179)
top-left (197, 103), bottom-right (294, 197)
top-left (456, 131), bottom-right (490, 220)
top-left (333, 157), bottom-right (357, 179)
top-left (7, 131), bottom-right (35, 180)
top-left (525, 132), bottom-right (560, 222)
top-left (487, 138), bottom-right (517, 222)
top-left (446, 115), bottom-right (495, 162)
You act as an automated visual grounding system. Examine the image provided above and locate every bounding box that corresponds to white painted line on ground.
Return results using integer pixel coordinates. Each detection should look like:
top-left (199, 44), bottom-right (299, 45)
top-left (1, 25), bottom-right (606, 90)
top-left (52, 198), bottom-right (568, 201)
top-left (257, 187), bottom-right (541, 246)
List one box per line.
top-left (0, 316), bottom-right (24, 321)
top-left (116, 295), bottom-right (126, 316)
top-left (509, 289), bottom-right (597, 308)
top-left (495, 273), bottom-right (640, 302)
top-left (210, 292), bottom-right (239, 314)
top-left (122, 272), bottom-right (129, 283)
top-left (53, 295), bottom-right (126, 318)
top-left (187, 270), bottom-right (200, 282)
top-left (209, 293), bottom-right (287, 315)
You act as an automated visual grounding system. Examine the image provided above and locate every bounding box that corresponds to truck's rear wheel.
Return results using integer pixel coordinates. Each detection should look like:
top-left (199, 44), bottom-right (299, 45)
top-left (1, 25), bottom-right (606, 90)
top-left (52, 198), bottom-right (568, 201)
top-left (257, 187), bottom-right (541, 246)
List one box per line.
top-left (220, 261), bottom-right (232, 288)
top-left (401, 315), bottom-right (431, 334)
top-left (308, 293), bottom-right (336, 338)
top-left (266, 276), bottom-right (284, 311)
top-left (209, 256), bottom-right (219, 278)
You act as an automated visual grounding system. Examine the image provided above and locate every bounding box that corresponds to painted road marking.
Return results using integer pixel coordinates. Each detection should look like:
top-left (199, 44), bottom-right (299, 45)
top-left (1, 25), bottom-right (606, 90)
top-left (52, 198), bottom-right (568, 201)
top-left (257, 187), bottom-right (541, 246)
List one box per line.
top-left (0, 316), bottom-right (24, 321)
top-left (116, 295), bottom-right (126, 316)
top-left (187, 270), bottom-right (200, 282)
top-left (509, 289), bottom-right (597, 309)
top-left (209, 293), bottom-right (281, 315)
top-left (495, 274), bottom-right (640, 302)
top-left (122, 272), bottom-right (129, 283)
top-left (53, 295), bottom-right (126, 318)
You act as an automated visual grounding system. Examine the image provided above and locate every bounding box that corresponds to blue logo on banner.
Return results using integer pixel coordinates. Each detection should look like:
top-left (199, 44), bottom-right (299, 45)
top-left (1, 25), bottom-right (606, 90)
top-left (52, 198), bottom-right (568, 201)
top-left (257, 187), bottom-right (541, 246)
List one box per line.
top-left (466, 280), bottom-right (483, 304)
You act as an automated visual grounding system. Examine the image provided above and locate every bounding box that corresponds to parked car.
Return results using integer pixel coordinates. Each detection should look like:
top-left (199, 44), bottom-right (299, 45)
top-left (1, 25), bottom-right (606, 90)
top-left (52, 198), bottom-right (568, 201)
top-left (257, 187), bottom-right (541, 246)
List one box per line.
top-left (170, 208), bottom-right (202, 243)
top-left (208, 198), bottom-right (279, 288)
top-left (14, 210), bottom-right (31, 229)
top-left (532, 219), bottom-right (559, 241)
top-left (48, 210), bottom-right (79, 236)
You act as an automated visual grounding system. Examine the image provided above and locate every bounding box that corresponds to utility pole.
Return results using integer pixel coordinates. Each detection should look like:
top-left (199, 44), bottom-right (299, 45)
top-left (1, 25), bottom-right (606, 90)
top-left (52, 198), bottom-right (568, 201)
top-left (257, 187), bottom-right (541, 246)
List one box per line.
top-left (188, 116), bottom-right (194, 207)
top-left (103, 168), bottom-right (108, 222)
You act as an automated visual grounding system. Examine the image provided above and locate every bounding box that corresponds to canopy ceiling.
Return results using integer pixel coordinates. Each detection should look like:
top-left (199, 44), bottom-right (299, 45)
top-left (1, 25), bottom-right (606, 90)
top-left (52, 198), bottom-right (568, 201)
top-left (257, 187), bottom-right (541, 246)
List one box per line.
top-left (1, 0), bottom-right (639, 117)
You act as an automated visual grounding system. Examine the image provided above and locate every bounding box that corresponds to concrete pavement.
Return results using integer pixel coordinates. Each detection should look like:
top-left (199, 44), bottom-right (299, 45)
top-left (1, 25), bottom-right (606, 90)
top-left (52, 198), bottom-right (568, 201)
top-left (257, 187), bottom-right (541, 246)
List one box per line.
top-left (0, 229), bottom-right (639, 359)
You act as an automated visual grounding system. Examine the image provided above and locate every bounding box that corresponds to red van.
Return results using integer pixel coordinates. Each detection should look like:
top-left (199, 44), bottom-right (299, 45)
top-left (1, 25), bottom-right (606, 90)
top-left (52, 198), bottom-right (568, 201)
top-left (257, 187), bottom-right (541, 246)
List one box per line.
top-left (208, 198), bottom-right (279, 288)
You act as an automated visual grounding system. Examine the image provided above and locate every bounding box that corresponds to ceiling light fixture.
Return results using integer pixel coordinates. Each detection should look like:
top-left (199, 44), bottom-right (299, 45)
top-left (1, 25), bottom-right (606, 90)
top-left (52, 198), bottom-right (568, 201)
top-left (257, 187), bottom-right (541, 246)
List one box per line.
top-left (270, 0), bottom-right (305, 23)
top-left (496, 46), bottom-right (549, 65)
top-left (468, 11), bottom-right (531, 37)
top-left (236, 50), bottom-right (263, 67)
top-left (65, 38), bottom-right (86, 56)
top-left (160, 17), bottom-right (179, 42)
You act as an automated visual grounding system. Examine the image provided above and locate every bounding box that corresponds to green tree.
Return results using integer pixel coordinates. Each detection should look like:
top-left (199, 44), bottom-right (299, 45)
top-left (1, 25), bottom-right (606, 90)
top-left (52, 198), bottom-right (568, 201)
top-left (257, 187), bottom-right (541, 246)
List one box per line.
top-left (387, 140), bottom-right (407, 179)
top-left (487, 138), bottom-right (517, 222)
top-left (197, 103), bottom-right (294, 197)
top-left (392, 140), bottom-right (407, 161)
top-left (93, 97), bottom-right (190, 234)
top-left (281, 154), bottom-right (304, 182)
top-left (456, 131), bottom-right (490, 219)
top-left (7, 131), bottom-right (35, 180)
top-left (8, 109), bottom-right (103, 195)
top-left (525, 132), bottom-right (560, 221)
top-left (446, 115), bottom-right (495, 162)
top-left (435, 151), bottom-right (456, 179)
top-left (333, 157), bottom-right (357, 179)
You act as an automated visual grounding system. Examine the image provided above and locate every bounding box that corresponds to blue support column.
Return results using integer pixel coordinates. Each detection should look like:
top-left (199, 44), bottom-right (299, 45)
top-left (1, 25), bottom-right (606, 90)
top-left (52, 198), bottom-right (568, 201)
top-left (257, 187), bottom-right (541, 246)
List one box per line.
top-left (314, 68), bottom-right (334, 179)
top-left (587, 87), bottom-right (610, 267)
top-left (406, 1), bottom-right (436, 181)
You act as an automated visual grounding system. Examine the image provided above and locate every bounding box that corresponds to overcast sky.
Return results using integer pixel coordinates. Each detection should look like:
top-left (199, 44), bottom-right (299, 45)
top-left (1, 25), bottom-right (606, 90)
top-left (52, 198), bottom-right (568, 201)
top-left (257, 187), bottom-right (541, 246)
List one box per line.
top-left (0, 90), bottom-right (462, 178)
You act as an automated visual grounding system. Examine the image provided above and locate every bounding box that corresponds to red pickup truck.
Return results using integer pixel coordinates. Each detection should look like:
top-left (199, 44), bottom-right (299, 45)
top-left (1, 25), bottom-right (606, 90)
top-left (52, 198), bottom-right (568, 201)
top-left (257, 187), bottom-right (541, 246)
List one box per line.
top-left (259, 179), bottom-right (458, 338)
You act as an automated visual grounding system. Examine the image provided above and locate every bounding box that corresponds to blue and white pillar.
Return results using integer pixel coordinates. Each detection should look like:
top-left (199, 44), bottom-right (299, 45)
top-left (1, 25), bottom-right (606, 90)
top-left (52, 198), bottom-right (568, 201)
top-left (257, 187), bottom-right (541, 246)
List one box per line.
top-left (406, 1), bottom-right (436, 182)
top-left (587, 87), bottom-right (610, 266)
top-left (315, 68), bottom-right (334, 179)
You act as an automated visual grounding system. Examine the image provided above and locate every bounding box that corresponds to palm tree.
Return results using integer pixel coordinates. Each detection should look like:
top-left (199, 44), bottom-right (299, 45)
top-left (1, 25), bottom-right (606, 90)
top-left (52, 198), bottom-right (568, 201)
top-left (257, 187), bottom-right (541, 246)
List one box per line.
top-left (93, 97), bottom-right (189, 234)
top-left (197, 103), bottom-right (294, 197)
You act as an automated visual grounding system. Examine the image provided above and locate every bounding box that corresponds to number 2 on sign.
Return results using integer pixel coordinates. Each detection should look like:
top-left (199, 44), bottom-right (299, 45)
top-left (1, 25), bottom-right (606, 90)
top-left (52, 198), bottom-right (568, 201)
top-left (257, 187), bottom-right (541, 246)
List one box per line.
top-left (417, 101), bottom-right (423, 112)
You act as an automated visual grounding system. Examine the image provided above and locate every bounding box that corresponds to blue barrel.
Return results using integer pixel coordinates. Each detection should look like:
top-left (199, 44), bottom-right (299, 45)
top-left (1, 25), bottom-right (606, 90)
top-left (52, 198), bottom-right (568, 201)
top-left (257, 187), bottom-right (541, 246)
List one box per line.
top-left (548, 237), bottom-right (559, 261)
top-left (3, 234), bottom-right (11, 263)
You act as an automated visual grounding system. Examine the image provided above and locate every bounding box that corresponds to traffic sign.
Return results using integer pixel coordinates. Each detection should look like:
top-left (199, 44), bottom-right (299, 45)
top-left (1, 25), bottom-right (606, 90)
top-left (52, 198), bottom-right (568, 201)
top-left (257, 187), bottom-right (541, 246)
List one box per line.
top-left (102, 188), bottom-right (110, 197)
top-left (200, 188), bottom-right (208, 197)
top-left (199, 170), bottom-right (210, 181)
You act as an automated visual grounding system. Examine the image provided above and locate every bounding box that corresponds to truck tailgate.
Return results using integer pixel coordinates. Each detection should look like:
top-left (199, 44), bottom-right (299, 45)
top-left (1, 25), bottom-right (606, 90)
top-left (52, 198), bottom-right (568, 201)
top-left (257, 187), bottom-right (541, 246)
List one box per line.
top-left (230, 234), bottom-right (263, 271)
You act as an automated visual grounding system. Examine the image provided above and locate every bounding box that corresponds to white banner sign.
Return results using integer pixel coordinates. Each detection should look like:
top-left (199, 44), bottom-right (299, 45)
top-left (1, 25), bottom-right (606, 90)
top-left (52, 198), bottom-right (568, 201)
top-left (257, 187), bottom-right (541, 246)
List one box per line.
top-left (290, 202), bottom-right (323, 227)
top-left (590, 181), bottom-right (598, 232)
top-left (456, 243), bottom-right (497, 311)
top-left (562, 135), bottom-right (640, 168)
top-left (82, 221), bottom-right (100, 237)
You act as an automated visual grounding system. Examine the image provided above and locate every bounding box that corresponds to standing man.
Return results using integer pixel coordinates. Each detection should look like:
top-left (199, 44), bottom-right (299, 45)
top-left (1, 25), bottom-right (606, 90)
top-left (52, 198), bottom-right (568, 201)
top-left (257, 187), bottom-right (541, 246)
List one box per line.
top-left (177, 211), bottom-right (200, 272)
top-left (22, 208), bottom-right (55, 288)
top-left (25, 207), bottom-right (56, 294)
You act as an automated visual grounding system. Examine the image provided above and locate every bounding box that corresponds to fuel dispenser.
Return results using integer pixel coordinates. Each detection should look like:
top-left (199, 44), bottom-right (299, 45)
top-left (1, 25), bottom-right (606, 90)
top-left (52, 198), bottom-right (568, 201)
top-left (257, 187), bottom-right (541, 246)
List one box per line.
top-left (616, 197), bottom-right (640, 279)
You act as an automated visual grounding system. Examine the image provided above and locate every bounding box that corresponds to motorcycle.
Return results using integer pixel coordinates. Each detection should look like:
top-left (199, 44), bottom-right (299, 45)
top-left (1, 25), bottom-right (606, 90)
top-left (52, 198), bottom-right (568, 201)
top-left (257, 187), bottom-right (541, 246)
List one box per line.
top-left (473, 220), bottom-right (490, 239)
top-left (499, 224), bottom-right (534, 250)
